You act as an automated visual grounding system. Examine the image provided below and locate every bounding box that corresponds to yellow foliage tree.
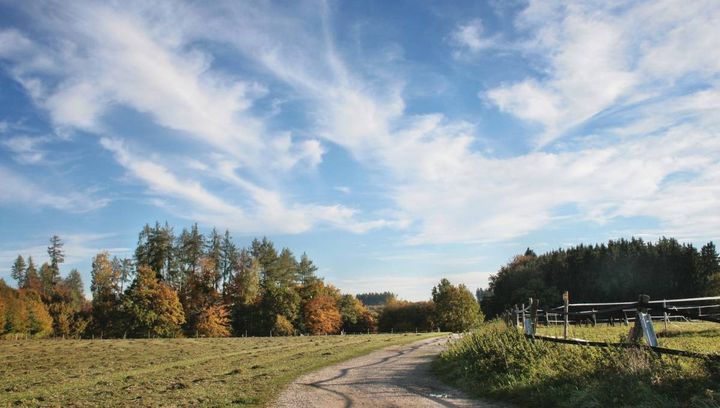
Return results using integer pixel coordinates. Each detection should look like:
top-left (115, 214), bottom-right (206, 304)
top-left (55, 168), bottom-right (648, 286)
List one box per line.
top-left (272, 314), bottom-right (295, 336)
top-left (195, 304), bottom-right (231, 337)
top-left (303, 295), bottom-right (342, 335)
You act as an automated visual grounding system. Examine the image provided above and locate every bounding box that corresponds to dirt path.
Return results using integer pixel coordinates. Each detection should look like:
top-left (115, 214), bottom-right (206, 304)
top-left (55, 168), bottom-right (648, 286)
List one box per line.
top-left (274, 335), bottom-right (507, 408)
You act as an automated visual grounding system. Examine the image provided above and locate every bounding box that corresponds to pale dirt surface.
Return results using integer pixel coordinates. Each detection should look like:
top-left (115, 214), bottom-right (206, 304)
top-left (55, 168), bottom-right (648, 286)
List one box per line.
top-left (274, 335), bottom-right (509, 408)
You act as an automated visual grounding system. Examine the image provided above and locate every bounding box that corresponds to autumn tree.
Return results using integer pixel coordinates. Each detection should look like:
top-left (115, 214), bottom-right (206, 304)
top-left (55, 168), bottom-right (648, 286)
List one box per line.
top-left (182, 257), bottom-right (223, 335)
top-left (90, 252), bottom-right (123, 337)
top-left (303, 295), bottom-right (342, 335)
top-left (195, 304), bottom-right (231, 337)
top-left (48, 269), bottom-right (88, 337)
top-left (432, 279), bottom-right (482, 332)
top-left (122, 265), bottom-right (185, 338)
top-left (338, 295), bottom-right (376, 333)
top-left (24, 293), bottom-right (53, 337)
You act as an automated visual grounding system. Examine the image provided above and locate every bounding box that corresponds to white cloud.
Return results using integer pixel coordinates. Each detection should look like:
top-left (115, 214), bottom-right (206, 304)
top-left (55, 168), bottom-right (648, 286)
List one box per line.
top-left (192, 0), bottom-right (720, 245)
top-left (0, 166), bottom-right (109, 212)
top-left (2, 0), bottom-right (719, 249)
top-left (101, 138), bottom-right (395, 235)
top-left (1, 135), bottom-right (50, 164)
top-left (450, 19), bottom-right (495, 53)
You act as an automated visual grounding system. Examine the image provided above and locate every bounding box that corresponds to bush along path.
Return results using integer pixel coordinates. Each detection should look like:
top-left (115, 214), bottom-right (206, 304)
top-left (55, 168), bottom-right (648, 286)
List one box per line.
top-left (433, 322), bottom-right (720, 408)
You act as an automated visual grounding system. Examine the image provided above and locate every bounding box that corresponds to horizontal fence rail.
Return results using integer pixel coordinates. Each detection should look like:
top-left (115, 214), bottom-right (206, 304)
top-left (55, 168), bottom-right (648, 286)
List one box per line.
top-left (508, 293), bottom-right (720, 361)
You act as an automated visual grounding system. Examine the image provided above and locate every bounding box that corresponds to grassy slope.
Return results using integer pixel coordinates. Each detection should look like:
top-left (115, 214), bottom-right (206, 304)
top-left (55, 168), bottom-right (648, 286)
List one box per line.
top-left (434, 322), bottom-right (720, 408)
top-left (0, 332), bottom-right (442, 407)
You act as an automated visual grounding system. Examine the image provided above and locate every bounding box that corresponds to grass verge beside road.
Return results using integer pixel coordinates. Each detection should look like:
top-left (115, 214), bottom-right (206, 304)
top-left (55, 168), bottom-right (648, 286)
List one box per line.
top-left (1, 332), bottom-right (442, 407)
top-left (434, 322), bottom-right (720, 408)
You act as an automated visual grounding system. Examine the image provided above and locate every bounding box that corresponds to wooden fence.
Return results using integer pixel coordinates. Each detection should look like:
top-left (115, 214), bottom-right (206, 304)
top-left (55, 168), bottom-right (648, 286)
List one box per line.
top-left (507, 293), bottom-right (720, 361)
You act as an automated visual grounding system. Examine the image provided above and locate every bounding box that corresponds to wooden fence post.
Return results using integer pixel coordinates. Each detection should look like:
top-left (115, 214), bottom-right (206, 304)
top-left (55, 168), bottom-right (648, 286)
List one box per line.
top-left (563, 291), bottom-right (569, 339)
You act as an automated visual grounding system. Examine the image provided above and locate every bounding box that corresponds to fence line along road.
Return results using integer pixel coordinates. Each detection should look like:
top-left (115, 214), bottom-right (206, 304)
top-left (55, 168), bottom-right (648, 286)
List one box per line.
top-left (507, 293), bottom-right (720, 361)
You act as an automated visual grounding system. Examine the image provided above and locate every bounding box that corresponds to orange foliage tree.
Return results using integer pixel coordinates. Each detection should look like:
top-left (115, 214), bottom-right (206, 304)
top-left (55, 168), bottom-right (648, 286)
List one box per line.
top-left (195, 304), bottom-right (231, 337)
top-left (303, 295), bottom-right (342, 335)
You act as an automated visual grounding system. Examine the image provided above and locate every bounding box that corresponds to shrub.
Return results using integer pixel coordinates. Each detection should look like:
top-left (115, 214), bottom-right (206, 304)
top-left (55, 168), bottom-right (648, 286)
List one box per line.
top-left (435, 322), bottom-right (720, 408)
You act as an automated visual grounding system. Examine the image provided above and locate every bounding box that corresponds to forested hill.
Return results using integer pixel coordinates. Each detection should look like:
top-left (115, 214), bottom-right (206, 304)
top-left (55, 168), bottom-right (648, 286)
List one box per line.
top-left (481, 237), bottom-right (720, 318)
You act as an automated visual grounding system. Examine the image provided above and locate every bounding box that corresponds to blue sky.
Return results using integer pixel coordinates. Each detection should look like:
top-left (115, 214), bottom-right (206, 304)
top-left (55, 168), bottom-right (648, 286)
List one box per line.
top-left (0, 0), bottom-right (719, 300)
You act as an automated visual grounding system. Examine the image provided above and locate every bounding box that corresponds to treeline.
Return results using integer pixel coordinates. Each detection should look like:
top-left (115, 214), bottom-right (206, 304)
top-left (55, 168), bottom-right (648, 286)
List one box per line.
top-left (481, 237), bottom-right (720, 318)
top-left (1, 223), bottom-right (484, 338)
top-left (356, 292), bottom-right (397, 307)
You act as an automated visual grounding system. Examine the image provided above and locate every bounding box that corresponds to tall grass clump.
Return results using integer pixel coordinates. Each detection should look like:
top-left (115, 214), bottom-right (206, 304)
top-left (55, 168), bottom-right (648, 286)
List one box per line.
top-left (434, 322), bottom-right (720, 408)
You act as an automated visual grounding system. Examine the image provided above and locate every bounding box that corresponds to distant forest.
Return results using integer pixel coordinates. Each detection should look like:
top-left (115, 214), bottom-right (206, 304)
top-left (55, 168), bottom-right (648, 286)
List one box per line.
top-left (1, 222), bottom-right (482, 338)
top-left (481, 237), bottom-right (720, 318)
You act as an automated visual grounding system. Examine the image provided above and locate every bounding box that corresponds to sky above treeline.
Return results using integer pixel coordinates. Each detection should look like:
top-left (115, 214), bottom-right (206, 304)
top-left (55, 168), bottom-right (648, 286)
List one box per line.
top-left (0, 0), bottom-right (719, 300)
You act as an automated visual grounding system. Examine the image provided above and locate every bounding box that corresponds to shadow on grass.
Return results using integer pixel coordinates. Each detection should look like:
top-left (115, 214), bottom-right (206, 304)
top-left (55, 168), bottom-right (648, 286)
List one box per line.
top-left (658, 329), bottom-right (720, 339)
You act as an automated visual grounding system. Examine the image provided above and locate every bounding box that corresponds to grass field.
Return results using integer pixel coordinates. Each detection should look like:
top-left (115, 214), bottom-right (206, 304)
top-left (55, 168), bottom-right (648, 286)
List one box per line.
top-left (0, 332), bottom-right (442, 407)
top-left (435, 322), bottom-right (720, 408)
top-left (537, 321), bottom-right (720, 354)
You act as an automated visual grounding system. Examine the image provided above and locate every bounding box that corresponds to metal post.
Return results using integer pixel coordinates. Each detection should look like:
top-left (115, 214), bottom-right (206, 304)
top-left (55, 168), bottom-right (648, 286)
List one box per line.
top-left (563, 291), bottom-right (569, 339)
top-left (663, 300), bottom-right (668, 331)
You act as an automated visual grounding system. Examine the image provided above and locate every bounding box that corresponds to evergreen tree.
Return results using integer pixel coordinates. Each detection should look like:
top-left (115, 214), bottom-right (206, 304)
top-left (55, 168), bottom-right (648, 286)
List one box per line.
top-left (177, 224), bottom-right (204, 284)
top-left (206, 228), bottom-right (223, 290)
top-left (251, 237), bottom-right (279, 284)
top-left (698, 242), bottom-right (720, 294)
top-left (39, 262), bottom-right (55, 300)
top-left (47, 235), bottom-right (65, 280)
top-left (271, 248), bottom-right (297, 288)
top-left (296, 253), bottom-right (318, 285)
top-left (11, 255), bottom-right (26, 287)
top-left (24, 256), bottom-right (40, 292)
top-left (135, 222), bottom-right (175, 282)
top-left (220, 230), bottom-right (238, 291)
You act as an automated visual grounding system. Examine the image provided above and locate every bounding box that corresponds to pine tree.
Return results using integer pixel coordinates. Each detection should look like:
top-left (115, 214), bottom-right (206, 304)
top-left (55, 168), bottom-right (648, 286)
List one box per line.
top-left (699, 242), bottom-right (720, 295)
top-left (11, 255), bottom-right (27, 287)
top-left (135, 222), bottom-right (175, 282)
top-left (271, 248), bottom-right (297, 288)
top-left (39, 262), bottom-right (55, 300)
top-left (251, 237), bottom-right (279, 284)
top-left (220, 230), bottom-right (238, 291)
top-left (206, 228), bottom-right (223, 290)
top-left (177, 224), bottom-right (204, 282)
top-left (297, 253), bottom-right (318, 285)
top-left (24, 257), bottom-right (40, 292)
top-left (47, 235), bottom-right (65, 280)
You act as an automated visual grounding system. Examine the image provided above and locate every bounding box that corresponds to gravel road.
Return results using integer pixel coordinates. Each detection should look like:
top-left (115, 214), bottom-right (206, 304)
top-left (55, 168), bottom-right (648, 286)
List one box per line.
top-left (274, 335), bottom-right (508, 408)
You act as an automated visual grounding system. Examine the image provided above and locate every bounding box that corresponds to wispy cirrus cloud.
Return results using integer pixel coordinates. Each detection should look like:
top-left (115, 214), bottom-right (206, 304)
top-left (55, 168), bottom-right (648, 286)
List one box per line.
top-left (0, 166), bottom-right (109, 213)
